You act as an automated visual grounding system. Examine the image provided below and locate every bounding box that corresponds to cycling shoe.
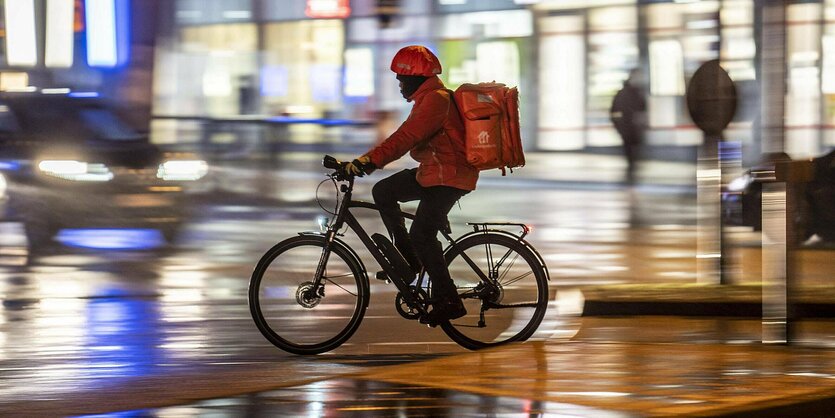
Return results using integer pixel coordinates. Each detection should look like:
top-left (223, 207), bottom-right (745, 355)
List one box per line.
top-left (420, 297), bottom-right (466, 327)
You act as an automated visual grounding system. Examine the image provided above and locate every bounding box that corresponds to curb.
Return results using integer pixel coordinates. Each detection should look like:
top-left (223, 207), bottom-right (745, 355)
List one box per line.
top-left (582, 300), bottom-right (835, 317)
top-left (580, 284), bottom-right (835, 318)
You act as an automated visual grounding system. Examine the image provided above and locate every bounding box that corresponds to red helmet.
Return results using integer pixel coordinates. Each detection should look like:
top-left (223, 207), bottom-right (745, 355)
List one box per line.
top-left (390, 45), bottom-right (442, 76)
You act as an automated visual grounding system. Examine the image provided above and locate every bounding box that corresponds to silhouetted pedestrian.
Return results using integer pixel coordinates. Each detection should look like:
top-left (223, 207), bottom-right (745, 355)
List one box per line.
top-left (610, 69), bottom-right (647, 185)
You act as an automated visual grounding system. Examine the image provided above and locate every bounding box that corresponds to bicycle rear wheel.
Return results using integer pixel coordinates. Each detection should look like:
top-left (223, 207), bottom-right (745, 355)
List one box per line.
top-left (441, 233), bottom-right (548, 350)
top-left (248, 235), bottom-right (369, 355)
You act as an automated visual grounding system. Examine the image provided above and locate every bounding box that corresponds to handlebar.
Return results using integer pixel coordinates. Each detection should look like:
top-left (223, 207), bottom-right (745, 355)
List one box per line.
top-left (323, 155), bottom-right (342, 170)
top-left (322, 154), bottom-right (357, 181)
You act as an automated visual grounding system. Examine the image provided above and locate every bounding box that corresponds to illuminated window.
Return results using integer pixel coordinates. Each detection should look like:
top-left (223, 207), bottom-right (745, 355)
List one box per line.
top-left (306, 0), bottom-right (350, 19)
top-left (476, 42), bottom-right (520, 89)
top-left (822, 35), bottom-right (835, 94)
top-left (261, 66), bottom-right (289, 97)
top-left (786, 2), bottom-right (823, 156)
top-left (826, 0), bottom-right (835, 146)
top-left (649, 40), bottom-right (685, 96)
top-left (439, 10), bottom-right (533, 39)
top-left (0, 73), bottom-right (30, 91)
top-left (310, 64), bottom-right (341, 103)
top-left (86, 0), bottom-right (126, 67)
top-left (538, 15), bottom-right (585, 150)
top-left (46, 0), bottom-right (75, 68)
top-left (5, 0), bottom-right (38, 67)
top-left (344, 48), bottom-right (374, 97)
top-left (587, 6), bottom-right (638, 147)
top-left (262, 20), bottom-right (345, 113)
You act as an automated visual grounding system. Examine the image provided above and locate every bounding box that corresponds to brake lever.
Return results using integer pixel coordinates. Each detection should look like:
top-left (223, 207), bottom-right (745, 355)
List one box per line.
top-left (332, 166), bottom-right (355, 182)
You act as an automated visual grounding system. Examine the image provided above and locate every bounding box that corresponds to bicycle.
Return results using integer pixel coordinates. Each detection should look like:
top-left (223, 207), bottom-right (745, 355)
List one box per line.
top-left (248, 155), bottom-right (550, 355)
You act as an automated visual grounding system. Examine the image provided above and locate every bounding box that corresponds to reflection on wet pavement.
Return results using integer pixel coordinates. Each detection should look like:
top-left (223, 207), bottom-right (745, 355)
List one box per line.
top-left (145, 379), bottom-right (634, 418)
top-left (356, 340), bottom-right (835, 417)
top-left (97, 320), bottom-right (835, 418)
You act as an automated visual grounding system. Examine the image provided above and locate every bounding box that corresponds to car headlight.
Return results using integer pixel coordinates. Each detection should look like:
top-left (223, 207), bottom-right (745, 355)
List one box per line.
top-left (157, 160), bottom-right (208, 181)
top-left (38, 160), bottom-right (113, 182)
top-left (726, 173), bottom-right (752, 192)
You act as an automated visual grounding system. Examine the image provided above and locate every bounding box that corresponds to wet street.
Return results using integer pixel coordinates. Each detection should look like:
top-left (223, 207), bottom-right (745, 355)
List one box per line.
top-left (0, 155), bottom-right (710, 415)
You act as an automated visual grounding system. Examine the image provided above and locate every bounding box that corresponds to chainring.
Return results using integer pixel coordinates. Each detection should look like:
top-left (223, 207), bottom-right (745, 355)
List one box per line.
top-left (395, 286), bottom-right (429, 320)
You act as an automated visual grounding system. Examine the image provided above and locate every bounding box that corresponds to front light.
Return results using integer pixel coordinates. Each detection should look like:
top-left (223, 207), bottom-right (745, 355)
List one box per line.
top-left (316, 216), bottom-right (329, 232)
top-left (38, 160), bottom-right (113, 182)
top-left (157, 160), bottom-right (208, 181)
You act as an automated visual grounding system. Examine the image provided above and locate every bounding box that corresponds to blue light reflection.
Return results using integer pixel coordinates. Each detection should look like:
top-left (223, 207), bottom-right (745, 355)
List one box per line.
top-left (0, 160), bottom-right (21, 171)
top-left (75, 411), bottom-right (154, 418)
top-left (68, 91), bottom-right (101, 98)
top-left (56, 228), bottom-right (163, 250)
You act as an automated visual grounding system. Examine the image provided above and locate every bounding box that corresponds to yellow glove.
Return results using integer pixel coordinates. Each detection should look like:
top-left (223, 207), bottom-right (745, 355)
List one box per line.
top-left (346, 155), bottom-right (373, 176)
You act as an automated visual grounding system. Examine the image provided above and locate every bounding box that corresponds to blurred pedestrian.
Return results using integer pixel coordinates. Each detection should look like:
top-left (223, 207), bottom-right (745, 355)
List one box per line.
top-left (610, 68), bottom-right (647, 185)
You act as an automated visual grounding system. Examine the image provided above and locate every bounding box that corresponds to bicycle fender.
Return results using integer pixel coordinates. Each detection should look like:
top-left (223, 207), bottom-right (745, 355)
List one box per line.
top-left (445, 229), bottom-right (550, 281)
top-left (298, 231), bottom-right (370, 285)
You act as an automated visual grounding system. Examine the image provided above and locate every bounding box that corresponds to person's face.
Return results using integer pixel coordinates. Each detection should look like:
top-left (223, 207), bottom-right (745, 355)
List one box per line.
top-left (398, 77), bottom-right (408, 100)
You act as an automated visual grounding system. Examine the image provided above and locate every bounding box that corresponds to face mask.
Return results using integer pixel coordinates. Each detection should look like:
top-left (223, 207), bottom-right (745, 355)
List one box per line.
top-left (397, 75), bottom-right (428, 101)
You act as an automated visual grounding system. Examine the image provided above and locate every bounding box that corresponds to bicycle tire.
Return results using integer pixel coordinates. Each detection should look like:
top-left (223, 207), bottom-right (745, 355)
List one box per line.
top-left (248, 235), bottom-right (369, 355)
top-left (441, 233), bottom-right (548, 350)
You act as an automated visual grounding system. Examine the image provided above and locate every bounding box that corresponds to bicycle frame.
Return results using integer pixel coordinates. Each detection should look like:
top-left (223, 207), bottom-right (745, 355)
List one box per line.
top-left (309, 176), bottom-right (430, 313)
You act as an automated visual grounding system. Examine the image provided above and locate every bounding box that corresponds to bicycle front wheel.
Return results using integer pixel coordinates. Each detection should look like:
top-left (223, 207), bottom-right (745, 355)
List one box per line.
top-left (441, 233), bottom-right (548, 350)
top-left (248, 235), bottom-right (369, 355)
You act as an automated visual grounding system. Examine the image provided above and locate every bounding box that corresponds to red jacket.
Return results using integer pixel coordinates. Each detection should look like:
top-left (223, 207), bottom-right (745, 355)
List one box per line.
top-left (366, 76), bottom-right (479, 191)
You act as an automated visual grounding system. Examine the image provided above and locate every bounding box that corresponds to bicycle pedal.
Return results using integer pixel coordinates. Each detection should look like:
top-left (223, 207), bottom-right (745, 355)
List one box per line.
top-left (375, 272), bottom-right (393, 284)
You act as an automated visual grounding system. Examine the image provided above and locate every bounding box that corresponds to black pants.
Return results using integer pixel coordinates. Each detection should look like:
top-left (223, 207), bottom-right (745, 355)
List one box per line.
top-left (618, 131), bottom-right (642, 185)
top-left (372, 169), bottom-right (469, 300)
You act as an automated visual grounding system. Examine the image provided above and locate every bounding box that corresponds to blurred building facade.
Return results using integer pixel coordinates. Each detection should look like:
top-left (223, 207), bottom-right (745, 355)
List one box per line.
top-left (3, 1), bottom-right (835, 164)
top-left (0, 0), bottom-right (157, 131)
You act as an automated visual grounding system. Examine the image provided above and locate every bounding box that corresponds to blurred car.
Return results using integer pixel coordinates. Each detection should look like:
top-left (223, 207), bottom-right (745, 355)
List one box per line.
top-left (722, 149), bottom-right (835, 244)
top-left (0, 91), bottom-right (208, 248)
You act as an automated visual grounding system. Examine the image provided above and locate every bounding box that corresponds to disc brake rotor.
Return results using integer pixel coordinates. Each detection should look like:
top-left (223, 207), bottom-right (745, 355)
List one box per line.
top-left (296, 281), bottom-right (323, 308)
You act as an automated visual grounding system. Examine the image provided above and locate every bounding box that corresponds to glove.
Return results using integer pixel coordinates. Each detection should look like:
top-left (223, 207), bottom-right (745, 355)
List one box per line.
top-left (346, 155), bottom-right (374, 176)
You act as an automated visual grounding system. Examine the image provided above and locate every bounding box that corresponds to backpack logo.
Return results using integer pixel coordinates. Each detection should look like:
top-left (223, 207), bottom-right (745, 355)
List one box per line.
top-left (472, 130), bottom-right (495, 149)
top-left (478, 130), bottom-right (490, 144)
top-left (477, 94), bottom-right (493, 103)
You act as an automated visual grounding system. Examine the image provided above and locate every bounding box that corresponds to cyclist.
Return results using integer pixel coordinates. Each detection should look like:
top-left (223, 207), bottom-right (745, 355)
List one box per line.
top-left (345, 45), bottom-right (478, 324)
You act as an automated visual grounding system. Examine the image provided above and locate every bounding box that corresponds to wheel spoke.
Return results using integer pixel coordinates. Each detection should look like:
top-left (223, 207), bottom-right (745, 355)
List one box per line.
top-left (323, 276), bottom-right (358, 297)
top-left (500, 270), bottom-right (534, 287)
top-left (493, 246), bottom-right (517, 276)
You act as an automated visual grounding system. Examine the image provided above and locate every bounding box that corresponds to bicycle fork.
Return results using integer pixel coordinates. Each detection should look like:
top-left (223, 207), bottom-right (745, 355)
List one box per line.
top-left (305, 230), bottom-right (339, 302)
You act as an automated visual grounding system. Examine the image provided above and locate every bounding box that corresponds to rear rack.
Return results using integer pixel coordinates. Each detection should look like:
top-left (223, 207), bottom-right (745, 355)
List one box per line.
top-left (467, 222), bottom-right (530, 240)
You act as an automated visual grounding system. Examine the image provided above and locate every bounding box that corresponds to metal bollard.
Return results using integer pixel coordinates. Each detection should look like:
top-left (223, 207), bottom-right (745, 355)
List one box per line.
top-left (760, 160), bottom-right (814, 344)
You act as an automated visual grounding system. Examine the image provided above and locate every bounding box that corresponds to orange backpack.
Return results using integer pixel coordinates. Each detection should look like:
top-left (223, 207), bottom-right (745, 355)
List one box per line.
top-left (452, 82), bottom-right (525, 175)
